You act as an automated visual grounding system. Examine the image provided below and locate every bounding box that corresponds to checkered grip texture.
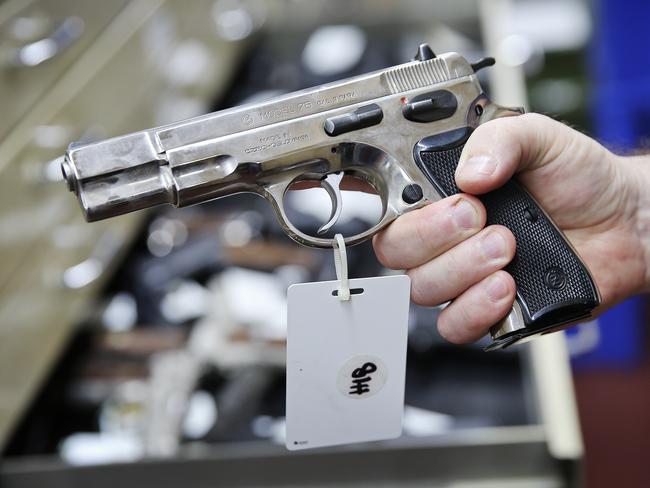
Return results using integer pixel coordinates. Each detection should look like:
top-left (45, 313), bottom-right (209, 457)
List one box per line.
top-left (419, 145), bottom-right (597, 320)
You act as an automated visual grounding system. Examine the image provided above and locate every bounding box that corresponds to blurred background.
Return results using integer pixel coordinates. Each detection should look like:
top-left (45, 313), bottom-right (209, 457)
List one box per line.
top-left (0, 0), bottom-right (649, 486)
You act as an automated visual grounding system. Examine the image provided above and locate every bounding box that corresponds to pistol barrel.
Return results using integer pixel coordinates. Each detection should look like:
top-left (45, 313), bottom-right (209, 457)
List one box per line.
top-left (62, 132), bottom-right (177, 221)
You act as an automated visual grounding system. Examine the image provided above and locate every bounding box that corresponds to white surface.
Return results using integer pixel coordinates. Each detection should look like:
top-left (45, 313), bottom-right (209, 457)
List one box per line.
top-left (530, 334), bottom-right (583, 459)
top-left (402, 406), bottom-right (454, 437)
top-left (511, 0), bottom-right (591, 52)
top-left (478, 0), bottom-right (529, 109)
top-left (218, 267), bottom-right (287, 340)
top-left (59, 433), bottom-right (143, 466)
top-left (285, 185), bottom-right (382, 228)
top-left (286, 275), bottom-right (410, 450)
top-left (302, 25), bottom-right (366, 76)
top-left (182, 390), bottom-right (218, 439)
top-left (160, 280), bottom-right (209, 323)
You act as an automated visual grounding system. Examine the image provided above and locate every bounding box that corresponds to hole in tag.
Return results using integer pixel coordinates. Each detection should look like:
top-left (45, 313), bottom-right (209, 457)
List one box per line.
top-left (332, 287), bottom-right (364, 296)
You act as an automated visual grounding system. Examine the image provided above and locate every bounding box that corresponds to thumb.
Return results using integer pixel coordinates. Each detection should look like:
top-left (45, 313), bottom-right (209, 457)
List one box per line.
top-left (455, 113), bottom-right (573, 195)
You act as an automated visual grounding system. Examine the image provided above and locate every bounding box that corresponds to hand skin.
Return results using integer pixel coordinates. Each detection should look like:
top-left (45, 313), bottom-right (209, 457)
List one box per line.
top-left (373, 113), bottom-right (650, 344)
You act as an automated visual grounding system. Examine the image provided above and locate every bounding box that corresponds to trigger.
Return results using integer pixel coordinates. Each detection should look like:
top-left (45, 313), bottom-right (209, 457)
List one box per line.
top-left (317, 172), bottom-right (344, 235)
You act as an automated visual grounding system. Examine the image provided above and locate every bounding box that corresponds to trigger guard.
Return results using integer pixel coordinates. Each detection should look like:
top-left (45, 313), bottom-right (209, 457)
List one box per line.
top-left (262, 142), bottom-right (409, 248)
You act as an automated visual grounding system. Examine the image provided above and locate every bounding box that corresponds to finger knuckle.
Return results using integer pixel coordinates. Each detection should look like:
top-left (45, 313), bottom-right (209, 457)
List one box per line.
top-left (414, 208), bottom-right (437, 247)
top-left (442, 249), bottom-right (461, 280)
top-left (521, 112), bottom-right (551, 126)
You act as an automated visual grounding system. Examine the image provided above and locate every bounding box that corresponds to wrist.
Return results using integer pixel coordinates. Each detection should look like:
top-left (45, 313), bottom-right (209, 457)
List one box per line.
top-left (621, 152), bottom-right (650, 293)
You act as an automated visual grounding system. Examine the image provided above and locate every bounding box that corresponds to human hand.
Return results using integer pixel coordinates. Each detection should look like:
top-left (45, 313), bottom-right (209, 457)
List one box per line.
top-left (373, 113), bottom-right (648, 343)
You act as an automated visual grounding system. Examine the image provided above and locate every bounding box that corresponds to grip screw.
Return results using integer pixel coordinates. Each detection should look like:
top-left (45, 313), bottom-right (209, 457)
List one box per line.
top-left (402, 184), bottom-right (423, 204)
top-left (544, 266), bottom-right (567, 290)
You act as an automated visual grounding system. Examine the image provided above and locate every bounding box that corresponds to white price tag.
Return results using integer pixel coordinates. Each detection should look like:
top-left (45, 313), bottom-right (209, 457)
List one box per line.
top-left (286, 274), bottom-right (411, 450)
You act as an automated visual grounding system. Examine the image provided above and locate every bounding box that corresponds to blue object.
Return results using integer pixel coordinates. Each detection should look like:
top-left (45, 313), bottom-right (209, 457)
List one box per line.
top-left (570, 0), bottom-right (650, 367)
top-left (591, 0), bottom-right (650, 148)
top-left (566, 296), bottom-right (645, 369)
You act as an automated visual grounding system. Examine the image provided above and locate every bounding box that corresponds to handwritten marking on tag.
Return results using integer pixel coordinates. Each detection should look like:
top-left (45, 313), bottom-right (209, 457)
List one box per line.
top-left (349, 362), bottom-right (377, 395)
top-left (337, 355), bottom-right (387, 399)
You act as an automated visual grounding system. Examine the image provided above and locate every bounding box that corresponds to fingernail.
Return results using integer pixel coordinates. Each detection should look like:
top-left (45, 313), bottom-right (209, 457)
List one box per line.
top-left (452, 199), bottom-right (479, 230)
top-left (459, 155), bottom-right (497, 177)
top-left (482, 231), bottom-right (506, 260)
top-left (485, 274), bottom-right (509, 301)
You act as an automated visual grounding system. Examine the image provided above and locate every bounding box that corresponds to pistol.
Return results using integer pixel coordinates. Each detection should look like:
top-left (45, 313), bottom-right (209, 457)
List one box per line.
top-left (60, 44), bottom-right (599, 350)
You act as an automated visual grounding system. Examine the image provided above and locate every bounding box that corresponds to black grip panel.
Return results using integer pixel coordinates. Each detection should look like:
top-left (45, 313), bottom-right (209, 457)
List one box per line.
top-left (414, 127), bottom-right (599, 334)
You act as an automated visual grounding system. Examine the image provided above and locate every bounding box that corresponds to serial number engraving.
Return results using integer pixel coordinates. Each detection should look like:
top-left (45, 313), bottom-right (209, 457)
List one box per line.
top-left (244, 132), bottom-right (310, 154)
top-left (316, 91), bottom-right (358, 106)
